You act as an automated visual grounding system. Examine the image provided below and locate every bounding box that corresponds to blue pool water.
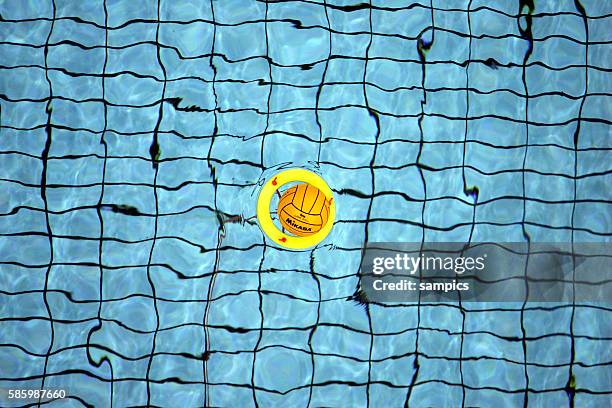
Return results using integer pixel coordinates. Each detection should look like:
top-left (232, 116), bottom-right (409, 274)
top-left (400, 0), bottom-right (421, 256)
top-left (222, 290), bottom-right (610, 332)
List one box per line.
top-left (0, 0), bottom-right (611, 407)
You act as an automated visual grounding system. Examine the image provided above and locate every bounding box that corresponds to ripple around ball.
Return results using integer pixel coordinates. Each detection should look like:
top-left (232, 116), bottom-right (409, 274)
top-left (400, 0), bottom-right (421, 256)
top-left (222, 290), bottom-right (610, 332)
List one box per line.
top-left (277, 183), bottom-right (330, 237)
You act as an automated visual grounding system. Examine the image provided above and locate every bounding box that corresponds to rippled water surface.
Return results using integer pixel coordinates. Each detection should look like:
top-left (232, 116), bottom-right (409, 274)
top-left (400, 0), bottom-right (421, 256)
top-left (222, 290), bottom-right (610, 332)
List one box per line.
top-left (0, 0), bottom-right (611, 407)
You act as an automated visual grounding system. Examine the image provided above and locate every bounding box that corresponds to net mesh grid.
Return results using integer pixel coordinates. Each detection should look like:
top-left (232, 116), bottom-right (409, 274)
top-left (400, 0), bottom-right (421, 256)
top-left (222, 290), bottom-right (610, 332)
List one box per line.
top-left (0, 0), bottom-right (610, 407)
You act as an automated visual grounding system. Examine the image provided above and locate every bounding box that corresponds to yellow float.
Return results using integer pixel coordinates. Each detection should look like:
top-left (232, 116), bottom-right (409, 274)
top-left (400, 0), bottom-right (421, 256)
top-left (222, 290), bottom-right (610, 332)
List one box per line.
top-left (256, 169), bottom-right (335, 250)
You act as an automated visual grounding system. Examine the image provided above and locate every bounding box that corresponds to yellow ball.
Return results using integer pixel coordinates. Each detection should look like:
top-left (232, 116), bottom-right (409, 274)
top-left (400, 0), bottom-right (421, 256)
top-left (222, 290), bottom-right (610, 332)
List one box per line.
top-left (277, 183), bottom-right (331, 237)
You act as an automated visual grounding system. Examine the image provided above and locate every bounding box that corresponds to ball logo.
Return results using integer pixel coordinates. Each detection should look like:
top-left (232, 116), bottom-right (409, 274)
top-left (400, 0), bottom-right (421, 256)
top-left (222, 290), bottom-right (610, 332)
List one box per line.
top-left (285, 217), bottom-right (312, 232)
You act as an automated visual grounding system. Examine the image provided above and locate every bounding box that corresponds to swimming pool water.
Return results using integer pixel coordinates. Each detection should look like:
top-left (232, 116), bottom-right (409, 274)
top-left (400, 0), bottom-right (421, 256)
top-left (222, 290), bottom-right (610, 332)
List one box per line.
top-left (0, 0), bottom-right (611, 407)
